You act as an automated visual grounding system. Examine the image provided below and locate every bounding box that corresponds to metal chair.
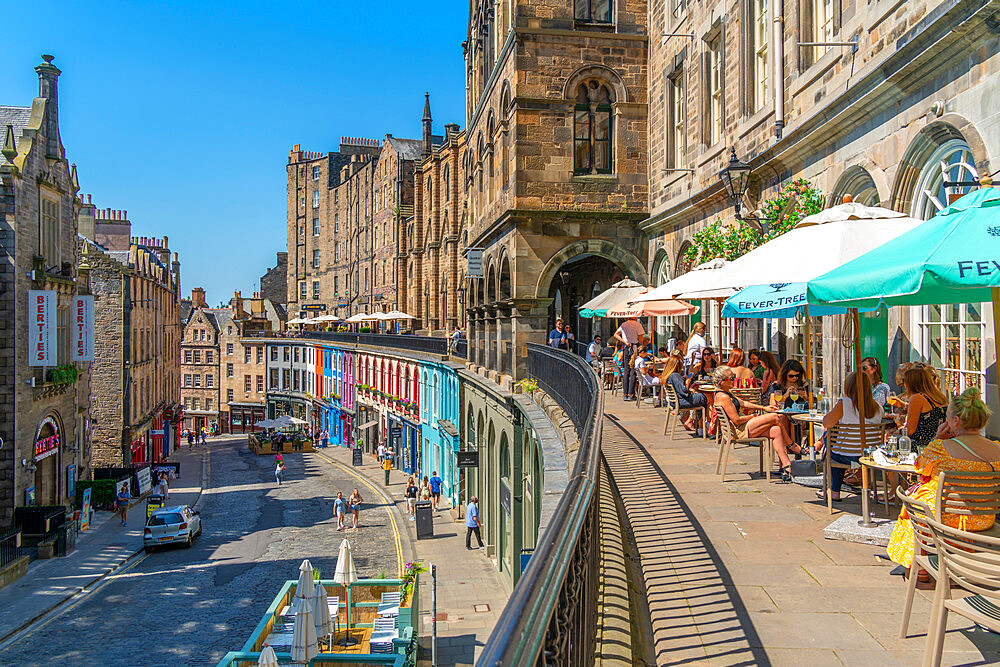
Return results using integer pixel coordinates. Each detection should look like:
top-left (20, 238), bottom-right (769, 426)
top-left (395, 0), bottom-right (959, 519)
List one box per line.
top-left (822, 422), bottom-right (885, 514)
top-left (895, 488), bottom-right (940, 639)
top-left (921, 515), bottom-right (1000, 667)
top-left (662, 384), bottom-right (707, 440)
top-left (715, 406), bottom-right (772, 481)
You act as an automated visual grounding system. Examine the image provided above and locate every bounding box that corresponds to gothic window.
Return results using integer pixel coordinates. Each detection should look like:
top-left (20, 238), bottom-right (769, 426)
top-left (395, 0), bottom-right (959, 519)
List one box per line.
top-left (575, 0), bottom-right (611, 22)
top-left (444, 165), bottom-right (450, 200)
top-left (487, 116), bottom-right (495, 197)
top-left (426, 176), bottom-right (433, 210)
top-left (574, 82), bottom-right (614, 175)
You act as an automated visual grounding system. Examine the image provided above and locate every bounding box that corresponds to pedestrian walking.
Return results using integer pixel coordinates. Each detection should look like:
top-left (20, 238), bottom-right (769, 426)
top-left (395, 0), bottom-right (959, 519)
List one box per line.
top-left (610, 316), bottom-right (646, 401)
top-left (349, 488), bottom-right (363, 529)
top-left (320, 429), bottom-right (329, 448)
top-left (200, 429), bottom-right (207, 446)
top-left (275, 460), bottom-right (286, 486)
top-left (382, 456), bottom-right (391, 485)
top-left (404, 477), bottom-right (418, 521)
top-left (334, 491), bottom-right (348, 531)
top-left (429, 471), bottom-right (443, 510)
top-left (377, 442), bottom-right (386, 463)
top-left (158, 471), bottom-right (169, 499)
top-left (187, 430), bottom-right (194, 450)
top-left (114, 483), bottom-right (131, 527)
top-left (420, 476), bottom-right (431, 502)
top-left (465, 496), bottom-right (484, 550)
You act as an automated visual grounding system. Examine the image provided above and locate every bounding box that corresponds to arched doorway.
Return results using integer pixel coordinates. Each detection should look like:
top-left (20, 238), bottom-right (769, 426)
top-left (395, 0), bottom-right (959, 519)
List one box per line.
top-left (33, 415), bottom-right (61, 506)
top-left (544, 254), bottom-right (629, 350)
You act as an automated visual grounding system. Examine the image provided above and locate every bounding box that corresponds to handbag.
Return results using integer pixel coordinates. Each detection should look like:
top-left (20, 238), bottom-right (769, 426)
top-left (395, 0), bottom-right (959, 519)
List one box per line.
top-left (789, 460), bottom-right (817, 477)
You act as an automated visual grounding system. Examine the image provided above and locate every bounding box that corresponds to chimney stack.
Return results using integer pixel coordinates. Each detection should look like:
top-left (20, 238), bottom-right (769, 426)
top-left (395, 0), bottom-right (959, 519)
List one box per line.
top-left (191, 287), bottom-right (207, 308)
top-left (35, 55), bottom-right (60, 159)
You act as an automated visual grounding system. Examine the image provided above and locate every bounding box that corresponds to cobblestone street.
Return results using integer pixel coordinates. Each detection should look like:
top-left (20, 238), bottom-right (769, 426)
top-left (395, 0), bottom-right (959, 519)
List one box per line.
top-left (0, 437), bottom-right (402, 667)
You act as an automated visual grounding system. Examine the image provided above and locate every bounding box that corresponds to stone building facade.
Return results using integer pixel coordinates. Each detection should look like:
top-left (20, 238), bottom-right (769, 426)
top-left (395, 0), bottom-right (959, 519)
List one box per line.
top-left (463, 0), bottom-right (650, 378)
top-left (259, 251), bottom-right (287, 306)
top-left (644, 0), bottom-right (1000, 402)
top-left (219, 290), bottom-right (282, 433)
top-left (0, 56), bottom-right (92, 519)
top-left (81, 208), bottom-right (181, 467)
top-left (180, 288), bottom-right (222, 433)
top-left (406, 121), bottom-right (466, 335)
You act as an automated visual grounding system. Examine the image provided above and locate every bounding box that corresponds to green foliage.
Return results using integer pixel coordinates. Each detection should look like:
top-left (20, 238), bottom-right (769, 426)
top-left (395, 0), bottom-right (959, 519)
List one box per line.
top-left (75, 479), bottom-right (117, 510)
top-left (684, 179), bottom-right (825, 264)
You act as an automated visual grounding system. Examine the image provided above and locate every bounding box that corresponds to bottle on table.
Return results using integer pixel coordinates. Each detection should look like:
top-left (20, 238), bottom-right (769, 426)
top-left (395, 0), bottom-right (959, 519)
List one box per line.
top-left (898, 433), bottom-right (912, 458)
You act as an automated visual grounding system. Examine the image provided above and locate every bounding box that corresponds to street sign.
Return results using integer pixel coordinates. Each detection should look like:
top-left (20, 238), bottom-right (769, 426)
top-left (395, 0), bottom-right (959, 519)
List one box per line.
top-left (337, 300), bottom-right (350, 307)
top-left (352, 448), bottom-right (363, 466)
top-left (467, 248), bottom-right (484, 278)
top-left (303, 303), bottom-right (327, 311)
top-left (456, 450), bottom-right (479, 468)
top-left (80, 488), bottom-right (91, 532)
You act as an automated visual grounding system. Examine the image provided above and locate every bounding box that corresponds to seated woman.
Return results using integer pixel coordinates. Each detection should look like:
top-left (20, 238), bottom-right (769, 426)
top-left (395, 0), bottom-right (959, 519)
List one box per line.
top-left (758, 351), bottom-right (781, 399)
top-left (659, 355), bottom-right (708, 434)
top-left (727, 347), bottom-right (758, 387)
top-left (713, 366), bottom-right (799, 481)
top-left (897, 366), bottom-right (947, 451)
top-left (816, 372), bottom-right (884, 501)
top-left (686, 347), bottom-right (718, 389)
top-left (887, 387), bottom-right (1000, 570)
top-left (861, 356), bottom-right (891, 409)
top-left (747, 349), bottom-right (765, 382)
top-left (767, 359), bottom-right (810, 452)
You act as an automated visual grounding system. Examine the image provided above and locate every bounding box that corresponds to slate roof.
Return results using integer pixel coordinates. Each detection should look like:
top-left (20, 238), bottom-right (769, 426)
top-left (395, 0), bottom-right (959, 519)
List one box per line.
top-left (0, 106), bottom-right (32, 167)
top-left (386, 137), bottom-right (424, 161)
top-left (180, 300), bottom-right (193, 322)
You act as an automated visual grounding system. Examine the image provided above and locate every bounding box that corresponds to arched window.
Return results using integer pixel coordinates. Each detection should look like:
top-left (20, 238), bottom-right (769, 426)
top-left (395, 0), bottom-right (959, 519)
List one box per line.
top-left (426, 176), bottom-right (433, 210)
top-left (443, 165), bottom-right (450, 200)
top-left (831, 166), bottom-right (880, 207)
top-left (574, 82), bottom-right (614, 175)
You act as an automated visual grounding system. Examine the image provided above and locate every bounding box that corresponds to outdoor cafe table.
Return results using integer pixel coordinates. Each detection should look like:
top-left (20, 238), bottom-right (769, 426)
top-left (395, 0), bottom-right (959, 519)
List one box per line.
top-left (857, 455), bottom-right (917, 527)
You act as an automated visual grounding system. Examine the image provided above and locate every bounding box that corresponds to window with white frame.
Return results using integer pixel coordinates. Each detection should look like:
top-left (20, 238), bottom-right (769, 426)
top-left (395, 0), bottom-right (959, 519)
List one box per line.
top-left (752, 0), bottom-right (768, 111)
top-left (312, 281), bottom-right (320, 299)
top-left (911, 139), bottom-right (983, 395)
top-left (313, 218), bottom-right (320, 235)
top-left (671, 70), bottom-right (685, 167)
top-left (40, 196), bottom-right (60, 264)
top-left (312, 165), bottom-right (320, 180)
top-left (312, 191), bottom-right (320, 208)
top-left (300, 282), bottom-right (307, 299)
top-left (708, 37), bottom-right (723, 145)
top-left (312, 249), bottom-right (320, 268)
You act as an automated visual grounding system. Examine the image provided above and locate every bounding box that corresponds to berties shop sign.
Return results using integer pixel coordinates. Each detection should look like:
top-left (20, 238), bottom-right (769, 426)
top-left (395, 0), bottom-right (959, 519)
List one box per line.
top-left (34, 416), bottom-right (60, 461)
top-left (28, 290), bottom-right (57, 366)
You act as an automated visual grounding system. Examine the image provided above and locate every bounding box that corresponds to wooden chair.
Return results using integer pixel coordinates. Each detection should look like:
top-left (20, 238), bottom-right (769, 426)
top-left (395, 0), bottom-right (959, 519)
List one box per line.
top-left (895, 488), bottom-right (941, 639)
top-left (922, 515), bottom-right (1000, 667)
top-left (662, 384), bottom-right (707, 440)
top-left (604, 359), bottom-right (623, 396)
top-left (715, 406), bottom-right (773, 481)
top-left (822, 422), bottom-right (885, 514)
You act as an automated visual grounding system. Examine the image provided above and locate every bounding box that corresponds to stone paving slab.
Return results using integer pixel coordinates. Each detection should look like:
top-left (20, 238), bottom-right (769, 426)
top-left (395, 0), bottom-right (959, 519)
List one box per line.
top-left (602, 404), bottom-right (1000, 665)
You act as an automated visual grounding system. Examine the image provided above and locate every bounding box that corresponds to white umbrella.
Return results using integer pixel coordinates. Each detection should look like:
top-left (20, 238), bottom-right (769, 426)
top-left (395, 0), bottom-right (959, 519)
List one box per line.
top-left (345, 313), bottom-right (369, 323)
top-left (381, 310), bottom-right (416, 320)
top-left (313, 314), bottom-right (341, 323)
top-left (253, 419), bottom-right (274, 428)
top-left (286, 317), bottom-right (307, 325)
top-left (311, 579), bottom-right (332, 647)
top-left (334, 539), bottom-right (358, 646)
top-left (273, 415), bottom-right (308, 428)
top-left (291, 559), bottom-right (315, 614)
top-left (578, 278), bottom-right (646, 316)
top-left (359, 313), bottom-right (382, 321)
top-left (291, 598), bottom-right (318, 664)
top-left (630, 258), bottom-right (735, 303)
top-left (257, 645), bottom-right (279, 667)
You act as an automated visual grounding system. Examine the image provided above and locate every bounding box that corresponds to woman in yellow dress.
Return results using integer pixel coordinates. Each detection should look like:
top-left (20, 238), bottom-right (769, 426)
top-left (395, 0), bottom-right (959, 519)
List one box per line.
top-left (887, 387), bottom-right (1000, 568)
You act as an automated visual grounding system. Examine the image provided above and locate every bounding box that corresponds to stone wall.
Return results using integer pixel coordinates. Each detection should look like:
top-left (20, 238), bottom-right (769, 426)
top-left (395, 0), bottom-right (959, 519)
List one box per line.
top-left (88, 253), bottom-right (125, 467)
top-left (259, 251), bottom-right (286, 306)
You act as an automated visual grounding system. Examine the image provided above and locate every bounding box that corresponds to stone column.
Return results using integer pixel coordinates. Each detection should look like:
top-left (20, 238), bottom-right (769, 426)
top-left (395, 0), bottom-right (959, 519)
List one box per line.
top-left (511, 298), bottom-right (553, 380)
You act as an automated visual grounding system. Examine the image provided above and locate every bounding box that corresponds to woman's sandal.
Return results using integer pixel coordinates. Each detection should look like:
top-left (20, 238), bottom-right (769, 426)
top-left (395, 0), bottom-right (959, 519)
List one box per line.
top-left (779, 466), bottom-right (792, 482)
top-left (815, 489), bottom-right (842, 502)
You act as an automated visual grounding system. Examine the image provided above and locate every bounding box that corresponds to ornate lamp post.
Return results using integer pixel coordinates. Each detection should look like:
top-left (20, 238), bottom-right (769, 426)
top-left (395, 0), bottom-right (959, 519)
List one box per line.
top-left (718, 148), bottom-right (752, 220)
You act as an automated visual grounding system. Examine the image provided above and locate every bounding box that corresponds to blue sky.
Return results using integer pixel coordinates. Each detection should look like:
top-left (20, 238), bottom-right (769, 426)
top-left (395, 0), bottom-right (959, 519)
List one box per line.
top-left (2, 2), bottom-right (467, 306)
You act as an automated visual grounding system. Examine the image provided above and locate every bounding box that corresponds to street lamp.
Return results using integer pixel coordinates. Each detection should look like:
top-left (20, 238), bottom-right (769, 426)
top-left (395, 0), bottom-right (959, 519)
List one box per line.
top-left (456, 285), bottom-right (466, 329)
top-left (718, 147), bottom-right (752, 220)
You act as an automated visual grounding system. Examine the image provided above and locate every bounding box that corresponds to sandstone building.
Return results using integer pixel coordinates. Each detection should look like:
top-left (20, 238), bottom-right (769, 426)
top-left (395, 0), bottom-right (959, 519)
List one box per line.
top-left (180, 288), bottom-right (223, 433)
top-left (81, 207), bottom-right (182, 467)
top-left (0, 56), bottom-right (93, 519)
top-left (259, 251), bottom-right (287, 306)
top-left (219, 290), bottom-right (283, 433)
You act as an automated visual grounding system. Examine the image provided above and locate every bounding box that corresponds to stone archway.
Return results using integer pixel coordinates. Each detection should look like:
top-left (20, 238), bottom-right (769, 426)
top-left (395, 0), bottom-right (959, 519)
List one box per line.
top-left (533, 239), bottom-right (645, 299)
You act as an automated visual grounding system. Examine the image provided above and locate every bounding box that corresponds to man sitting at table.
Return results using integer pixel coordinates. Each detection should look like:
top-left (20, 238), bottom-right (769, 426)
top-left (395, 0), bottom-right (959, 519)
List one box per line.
top-left (815, 372), bottom-right (883, 502)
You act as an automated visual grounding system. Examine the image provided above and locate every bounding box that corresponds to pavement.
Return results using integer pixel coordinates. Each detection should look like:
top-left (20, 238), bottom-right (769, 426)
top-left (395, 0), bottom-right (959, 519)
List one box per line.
top-left (313, 445), bottom-right (509, 667)
top-left (603, 398), bottom-right (1000, 666)
top-left (0, 435), bottom-right (400, 666)
top-left (0, 442), bottom-right (207, 644)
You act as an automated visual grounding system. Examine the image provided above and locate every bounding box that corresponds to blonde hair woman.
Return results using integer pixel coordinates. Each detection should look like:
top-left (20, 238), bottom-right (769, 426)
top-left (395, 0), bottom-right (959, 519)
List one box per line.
top-left (887, 387), bottom-right (1000, 568)
top-left (898, 367), bottom-right (948, 451)
top-left (683, 322), bottom-right (708, 371)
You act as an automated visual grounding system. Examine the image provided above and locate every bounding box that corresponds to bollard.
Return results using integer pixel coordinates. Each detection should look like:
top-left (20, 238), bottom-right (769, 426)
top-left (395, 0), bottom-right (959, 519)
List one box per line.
top-left (432, 562), bottom-right (437, 667)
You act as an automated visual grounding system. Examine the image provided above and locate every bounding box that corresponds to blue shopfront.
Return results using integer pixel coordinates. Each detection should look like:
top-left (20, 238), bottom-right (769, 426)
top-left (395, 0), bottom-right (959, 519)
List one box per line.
top-left (396, 414), bottom-right (421, 475)
top-left (419, 363), bottom-right (461, 504)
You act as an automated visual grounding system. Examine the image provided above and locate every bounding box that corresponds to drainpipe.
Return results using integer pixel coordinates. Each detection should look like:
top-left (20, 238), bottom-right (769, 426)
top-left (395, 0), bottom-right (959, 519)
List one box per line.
top-left (772, 0), bottom-right (785, 139)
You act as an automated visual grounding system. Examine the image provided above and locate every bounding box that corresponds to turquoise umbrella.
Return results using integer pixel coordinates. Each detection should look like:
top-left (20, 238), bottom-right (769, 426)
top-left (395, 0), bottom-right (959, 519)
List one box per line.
top-left (721, 282), bottom-right (868, 318)
top-left (807, 186), bottom-right (1000, 308)
top-left (807, 184), bottom-right (1000, 410)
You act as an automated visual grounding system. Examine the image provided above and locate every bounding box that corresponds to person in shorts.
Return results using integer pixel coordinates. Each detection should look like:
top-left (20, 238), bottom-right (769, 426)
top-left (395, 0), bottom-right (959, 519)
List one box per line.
top-left (334, 491), bottom-right (348, 531)
top-left (429, 471), bottom-right (443, 510)
top-left (404, 477), bottom-right (418, 521)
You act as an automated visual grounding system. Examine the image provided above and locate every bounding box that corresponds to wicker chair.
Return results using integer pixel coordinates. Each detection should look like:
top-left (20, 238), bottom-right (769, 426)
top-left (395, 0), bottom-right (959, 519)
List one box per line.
top-left (715, 406), bottom-right (773, 481)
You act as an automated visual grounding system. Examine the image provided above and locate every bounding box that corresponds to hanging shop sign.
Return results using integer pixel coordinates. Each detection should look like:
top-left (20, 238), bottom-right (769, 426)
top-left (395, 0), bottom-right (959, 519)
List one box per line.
top-left (456, 450), bottom-right (479, 468)
top-left (34, 416), bottom-right (60, 461)
top-left (466, 248), bottom-right (484, 278)
top-left (28, 290), bottom-right (57, 366)
top-left (72, 295), bottom-right (95, 362)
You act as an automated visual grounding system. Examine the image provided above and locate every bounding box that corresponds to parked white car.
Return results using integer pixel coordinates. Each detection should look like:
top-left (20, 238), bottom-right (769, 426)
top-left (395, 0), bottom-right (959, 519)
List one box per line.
top-left (143, 505), bottom-right (202, 552)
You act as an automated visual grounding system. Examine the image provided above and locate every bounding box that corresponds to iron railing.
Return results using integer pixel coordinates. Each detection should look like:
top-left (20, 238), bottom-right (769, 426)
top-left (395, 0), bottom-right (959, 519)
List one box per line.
top-left (478, 343), bottom-right (604, 665)
top-left (0, 530), bottom-right (22, 568)
top-left (310, 331), bottom-right (449, 356)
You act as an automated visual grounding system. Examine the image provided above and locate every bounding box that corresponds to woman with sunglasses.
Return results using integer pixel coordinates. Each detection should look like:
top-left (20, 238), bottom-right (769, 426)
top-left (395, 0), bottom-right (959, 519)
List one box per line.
top-left (685, 347), bottom-right (718, 390)
top-left (713, 366), bottom-right (800, 480)
top-left (767, 359), bottom-right (810, 458)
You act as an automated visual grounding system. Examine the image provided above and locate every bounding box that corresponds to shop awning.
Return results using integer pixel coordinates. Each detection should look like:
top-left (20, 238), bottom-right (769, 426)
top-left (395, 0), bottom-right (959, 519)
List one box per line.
top-left (358, 420), bottom-right (379, 431)
top-left (437, 419), bottom-right (459, 438)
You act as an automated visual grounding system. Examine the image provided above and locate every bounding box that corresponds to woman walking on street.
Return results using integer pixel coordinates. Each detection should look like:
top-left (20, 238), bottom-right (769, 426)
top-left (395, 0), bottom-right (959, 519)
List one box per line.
top-left (349, 488), bottom-right (363, 529)
top-left (404, 477), bottom-right (418, 520)
top-left (115, 483), bottom-right (130, 527)
top-left (275, 459), bottom-right (286, 486)
top-left (334, 491), bottom-right (348, 531)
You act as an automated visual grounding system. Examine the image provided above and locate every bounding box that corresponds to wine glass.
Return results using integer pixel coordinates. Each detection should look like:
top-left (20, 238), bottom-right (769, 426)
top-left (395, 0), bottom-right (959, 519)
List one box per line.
top-left (789, 390), bottom-right (800, 410)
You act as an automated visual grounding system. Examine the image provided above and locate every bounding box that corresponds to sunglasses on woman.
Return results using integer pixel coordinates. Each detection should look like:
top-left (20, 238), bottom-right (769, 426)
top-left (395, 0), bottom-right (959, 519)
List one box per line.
top-left (787, 372), bottom-right (801, 379)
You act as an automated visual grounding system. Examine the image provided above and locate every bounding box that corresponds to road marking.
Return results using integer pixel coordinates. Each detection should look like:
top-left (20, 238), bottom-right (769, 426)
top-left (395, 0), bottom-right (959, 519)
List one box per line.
top-left (313, 451), bottom-right (405, 576)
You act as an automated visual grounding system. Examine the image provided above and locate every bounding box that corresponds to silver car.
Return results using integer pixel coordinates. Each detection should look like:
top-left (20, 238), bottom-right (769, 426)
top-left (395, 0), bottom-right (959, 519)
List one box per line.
top-left (143, 505), bottom-right (202, 552)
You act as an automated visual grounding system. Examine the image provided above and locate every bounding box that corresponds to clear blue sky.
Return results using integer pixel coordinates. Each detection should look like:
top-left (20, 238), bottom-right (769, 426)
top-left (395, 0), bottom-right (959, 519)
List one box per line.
top-left (3, 2), bottom-right (467, 306)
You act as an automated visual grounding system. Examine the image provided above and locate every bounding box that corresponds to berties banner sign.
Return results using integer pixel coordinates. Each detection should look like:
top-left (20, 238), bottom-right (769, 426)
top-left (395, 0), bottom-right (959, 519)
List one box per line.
top-left (72, 295), bottom-right (95, 362)
top-left (34, 416), bottom-right (60, 461)
top-left (28, 290), bottom-right (57, 366)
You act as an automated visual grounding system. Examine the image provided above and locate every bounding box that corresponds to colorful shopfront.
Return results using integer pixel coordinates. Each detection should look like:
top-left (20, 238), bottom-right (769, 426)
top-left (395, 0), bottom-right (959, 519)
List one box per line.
top-left (419, 362), bottom-right (461, 504)
top-left (322, 347), bottom-right (355, 447)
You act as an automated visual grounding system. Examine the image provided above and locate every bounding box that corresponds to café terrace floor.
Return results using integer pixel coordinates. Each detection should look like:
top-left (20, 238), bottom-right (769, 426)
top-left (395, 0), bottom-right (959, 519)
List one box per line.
top-left (602, 398), bottom-right (1000, 666)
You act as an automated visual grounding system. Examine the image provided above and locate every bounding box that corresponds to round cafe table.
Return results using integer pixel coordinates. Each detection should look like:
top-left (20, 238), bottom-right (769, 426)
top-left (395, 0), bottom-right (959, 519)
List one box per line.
top-left (858, 455), bottom-right (917, 527)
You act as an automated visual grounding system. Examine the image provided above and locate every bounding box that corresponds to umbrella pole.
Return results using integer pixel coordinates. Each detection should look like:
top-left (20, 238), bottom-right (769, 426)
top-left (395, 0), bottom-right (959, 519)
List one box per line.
top-left (852, 308), bottom-right (872, 527)
top-left (804, 306), bottom-right (814, 455)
